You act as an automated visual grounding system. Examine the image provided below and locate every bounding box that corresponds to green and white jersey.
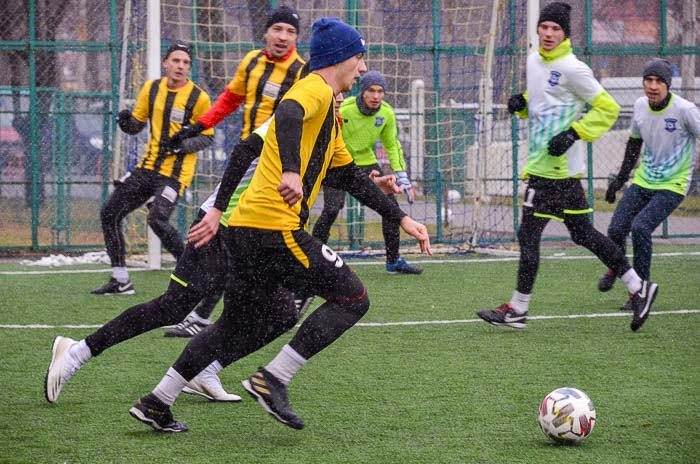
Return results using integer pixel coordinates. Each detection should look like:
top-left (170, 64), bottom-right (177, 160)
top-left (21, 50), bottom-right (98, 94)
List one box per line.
top-left (339, 96), bottom-right (407, 171)
top-left (199, 117), bottom-right (271, 225)
top-left (630, 93), bottom-right (700, 195)
top-left (521, 39), bottom-right (619, 179)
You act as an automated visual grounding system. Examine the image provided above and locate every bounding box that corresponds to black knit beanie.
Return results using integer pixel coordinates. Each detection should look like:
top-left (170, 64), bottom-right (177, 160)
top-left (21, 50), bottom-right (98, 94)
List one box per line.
top-left (538, 2), bottom-right (571, 37)
top-left (643, 58), bottom-right (673, 89)
top-left (265, 5), bottom-right (300, 32)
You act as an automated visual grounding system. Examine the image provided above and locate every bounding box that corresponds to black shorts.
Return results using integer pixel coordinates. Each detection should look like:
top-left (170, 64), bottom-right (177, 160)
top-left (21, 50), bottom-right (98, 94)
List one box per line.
top-left (523, 175), bottom-right (592, 222)
top-left (170, 212), bottom-right (230, 296)
top-left (223, 227), bottom-right (366, 304)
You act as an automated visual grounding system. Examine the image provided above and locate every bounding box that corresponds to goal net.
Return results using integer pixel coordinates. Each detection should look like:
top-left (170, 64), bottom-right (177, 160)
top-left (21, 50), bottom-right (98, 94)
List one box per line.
top-left (119, 0), bottom-right (528, 261)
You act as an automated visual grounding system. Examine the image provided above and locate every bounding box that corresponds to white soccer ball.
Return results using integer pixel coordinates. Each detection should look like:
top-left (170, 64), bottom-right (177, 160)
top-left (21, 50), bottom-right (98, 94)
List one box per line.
top-left (538, 387), bottom-right (596, 444)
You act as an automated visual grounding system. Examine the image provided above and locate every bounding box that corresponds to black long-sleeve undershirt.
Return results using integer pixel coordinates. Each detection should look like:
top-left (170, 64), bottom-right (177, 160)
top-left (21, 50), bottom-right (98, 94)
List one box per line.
top-left (324, 163), bottom-right (407, 225)
top-left (617, 137), bottom-right (643, 181)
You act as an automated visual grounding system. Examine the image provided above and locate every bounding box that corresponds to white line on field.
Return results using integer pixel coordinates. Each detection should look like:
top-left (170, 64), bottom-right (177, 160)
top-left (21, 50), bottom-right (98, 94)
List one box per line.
top-left (1, 309), bottom-right (697, 330)
top-left (2, 251), bottom-right (698, 275)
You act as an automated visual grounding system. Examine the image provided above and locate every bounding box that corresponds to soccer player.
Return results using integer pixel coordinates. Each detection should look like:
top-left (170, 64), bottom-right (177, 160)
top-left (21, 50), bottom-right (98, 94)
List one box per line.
top-left (475, 2), bottom-right (658, 332)
top-left (312, 70), bottom-right (422, 274)
top-left (128, 17), bottom-right (431, 433)
top-left (45, 107), bottom-right (399, 407)
top-left (163, 5), bottom-right (305, 336)
top-left (45, 126), bottom-right (271, 405)
top-left (91, 43), bottom-right (213, 295)
top-left (598, 58), bottom-right (700, 310)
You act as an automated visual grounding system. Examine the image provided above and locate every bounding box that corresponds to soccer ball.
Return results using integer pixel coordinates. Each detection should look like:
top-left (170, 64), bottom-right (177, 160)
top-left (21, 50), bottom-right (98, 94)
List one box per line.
top-left (538, 387), bottom-right (596, 444)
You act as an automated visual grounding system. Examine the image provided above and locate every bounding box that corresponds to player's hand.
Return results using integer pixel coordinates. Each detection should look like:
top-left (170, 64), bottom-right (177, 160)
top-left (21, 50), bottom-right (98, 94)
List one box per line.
top-left (399, 216), bottom-right (432, 255)
top-left (187, 208), bottom-right (223, 248)
top-left (117, 110), bottom-right (132, 132)
top-left (370, 170), bottom-right (400, 195)
top-left (169, 121), bottom-right (205, 154)
top-left (548, 127), bottom-right (579, 156)
top-left (395, 170), bottom-right (415, 204)
top-left (278, 171), bottom-right (303, 206)
top-left (605, 174), bottom-right (626, 204)
top-left (507, 94), bottom-right (527, 114)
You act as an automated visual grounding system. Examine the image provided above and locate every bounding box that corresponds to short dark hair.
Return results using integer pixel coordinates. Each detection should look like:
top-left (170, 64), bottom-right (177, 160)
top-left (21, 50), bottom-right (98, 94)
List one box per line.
top-left (164, 42), bottom-right (192, 61)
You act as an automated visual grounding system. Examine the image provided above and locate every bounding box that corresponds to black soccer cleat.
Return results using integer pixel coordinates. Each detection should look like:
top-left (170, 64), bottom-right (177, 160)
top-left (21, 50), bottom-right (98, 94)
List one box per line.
top-left (476, 303), bottom-right (527, 329)
top-left (630, 280), bottom-right (658, 332)
top-left (91, 277), bottom-right (135, 295)
top-left (293, 295), bottom-right (315, 319)
top-left (620, 293), bottom-right (634, 311)
top-left (129, 393), bottom-right (188, 433)
top-left (242, 368), bottom-right (304, 430)
top-left (164, 318), bottom-right (211, 338)
top-left (598, 269), bottom-right (616, 292)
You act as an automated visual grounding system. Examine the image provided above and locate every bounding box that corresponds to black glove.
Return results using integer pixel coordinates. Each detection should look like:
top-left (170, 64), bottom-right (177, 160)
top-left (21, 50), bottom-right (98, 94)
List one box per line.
top-left (548, 127), bottom-right (580, 156)
top-left (605, 174), bottom-right (627, 204)
top-left (117, 110), bottom-right (132, 132)
top-left (168, 121), bottom-right (205, 154)
top-left (507, 94), bottom-right (527, 114)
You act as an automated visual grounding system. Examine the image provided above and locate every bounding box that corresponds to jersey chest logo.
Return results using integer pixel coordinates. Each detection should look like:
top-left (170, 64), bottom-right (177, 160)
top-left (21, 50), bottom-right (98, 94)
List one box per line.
top-left (664, 118), bottom-right (678, 132)
top-left (374, 116), bottom-right (384, 127)
top-left (548, 71), bottom-right (561, 87)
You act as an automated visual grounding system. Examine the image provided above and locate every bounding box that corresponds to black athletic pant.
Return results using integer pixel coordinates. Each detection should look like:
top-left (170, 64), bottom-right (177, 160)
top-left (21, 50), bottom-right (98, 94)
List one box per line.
top-left (312, 163), bottom-right (401, 263)
top-left (516, 210), bottom-right (631, 294)
top-left (85, 214), bottom-right (228, 357)
top-left (172, 227), bottom-right (370, 381)
top-left (607, 184), bottom-right (683, 280)
top-left (312, 185), bottom-right (346, 244)
top-left (85, 281), bottom-right (200, 356)
top-left (100, 168), bottom-right (184, 267)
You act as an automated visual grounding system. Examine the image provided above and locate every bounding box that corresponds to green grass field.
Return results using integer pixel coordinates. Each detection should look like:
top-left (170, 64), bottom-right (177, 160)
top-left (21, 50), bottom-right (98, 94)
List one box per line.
top-left (1, 246), bottom-right (699, 463)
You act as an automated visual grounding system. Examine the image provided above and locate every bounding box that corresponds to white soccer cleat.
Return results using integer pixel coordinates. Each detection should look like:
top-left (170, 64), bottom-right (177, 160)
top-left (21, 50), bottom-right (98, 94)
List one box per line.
top-left (183, 371), bottom-right (242, 402)
top-left (44, 336), bottom-right (80, 403)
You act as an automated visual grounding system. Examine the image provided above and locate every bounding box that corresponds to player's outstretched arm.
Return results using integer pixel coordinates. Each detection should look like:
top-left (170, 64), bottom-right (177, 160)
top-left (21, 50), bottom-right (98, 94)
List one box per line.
top-left (188, 208), bottom-right (223, 248)
top-left (369, 170), bottom-right (400, 195)
top-left (400, 216), bottom-right (432, 255)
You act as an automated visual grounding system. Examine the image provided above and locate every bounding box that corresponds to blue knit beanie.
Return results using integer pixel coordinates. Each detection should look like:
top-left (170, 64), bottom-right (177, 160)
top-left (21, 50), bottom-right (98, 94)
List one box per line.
top-left (309, 18), bottom-right (366, 71)
top-left (360, 71), bottom-right (386, 93)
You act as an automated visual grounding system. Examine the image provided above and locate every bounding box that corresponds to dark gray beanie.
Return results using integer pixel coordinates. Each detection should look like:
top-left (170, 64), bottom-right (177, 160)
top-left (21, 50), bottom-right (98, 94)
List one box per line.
top-left (360, 71), bottom-right (386, 94)
top-left (643, 58), bottom-right (673, 88)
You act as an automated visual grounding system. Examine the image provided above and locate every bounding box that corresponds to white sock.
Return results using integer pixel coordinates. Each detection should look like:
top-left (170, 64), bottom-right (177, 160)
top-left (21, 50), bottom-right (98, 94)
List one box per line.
top-left (509, 290), bottom-right (531, 315)
top-left (265, 344), bottom-right (307, 386)
top-left (621, 269), bottom-right (642, 294)
top-left (112, 267), bottom-right (129, 283)
top-left (152, 367), bottom-right (187, 406)
top-left (201, 360), bottom-right (223, 376)
top-left (69, 339), bottom-right (93, 367)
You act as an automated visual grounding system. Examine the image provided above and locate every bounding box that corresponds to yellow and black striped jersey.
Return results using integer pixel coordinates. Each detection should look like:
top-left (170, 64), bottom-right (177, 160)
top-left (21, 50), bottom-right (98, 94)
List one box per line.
top-left (228, 73), bottom-right (353, 231)
top-left (132, 78), bottom-right (213, 188)
top-left (228, 48), bottom-right (305, 138)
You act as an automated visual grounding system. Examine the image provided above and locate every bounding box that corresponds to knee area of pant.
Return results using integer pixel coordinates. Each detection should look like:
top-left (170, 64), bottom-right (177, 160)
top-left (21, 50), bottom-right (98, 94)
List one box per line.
top-left (346, 292), bottom-right (370, 317)
top-left (630, 220), bottom-right (651, 239)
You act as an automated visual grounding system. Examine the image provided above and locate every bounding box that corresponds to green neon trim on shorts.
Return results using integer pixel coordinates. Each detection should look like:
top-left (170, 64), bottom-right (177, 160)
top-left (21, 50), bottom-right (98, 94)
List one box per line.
top-left (563, 208), bottom-right (593, 215)
top-left (170, 274), bottom-right (188, 287)
top-left (533, 212), bottom-right (564, 222)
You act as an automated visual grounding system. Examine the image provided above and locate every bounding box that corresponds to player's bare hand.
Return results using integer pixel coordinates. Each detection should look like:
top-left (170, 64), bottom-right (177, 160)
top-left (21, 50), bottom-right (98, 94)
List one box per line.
top-left (399, 216), bottom-right (432, 255)
top-left (187, 208), bottom-right (222, 248)
top-left (278, 171), bottom-right (303, 206)
top-left (370, 171), bottom-right (400, 195)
